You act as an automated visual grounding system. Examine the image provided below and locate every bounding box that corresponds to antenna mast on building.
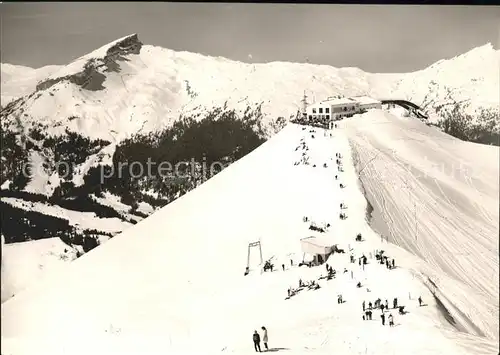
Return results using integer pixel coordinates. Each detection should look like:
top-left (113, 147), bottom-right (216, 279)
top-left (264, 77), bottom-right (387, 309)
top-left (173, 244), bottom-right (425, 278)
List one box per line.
top-left (301, 90), bottom-right (308, 117)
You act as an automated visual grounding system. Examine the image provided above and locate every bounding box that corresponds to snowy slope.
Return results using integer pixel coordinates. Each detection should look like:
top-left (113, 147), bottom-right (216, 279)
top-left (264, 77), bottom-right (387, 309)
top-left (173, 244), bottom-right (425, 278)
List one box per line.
top-left (1, 63), bottom-right (61, 105)
top-left (343, 110), bottom-right (499, 340)
top-left (1, 35), bottom-right (498, 143)
top-left (2, 121), bottom-right (498, 355)
top-left (389, 43), bottom-right (500, 115)
top-left (2, 197), bottom-right (131, 234)
top-left (1, 238), bottom-right (79, 303)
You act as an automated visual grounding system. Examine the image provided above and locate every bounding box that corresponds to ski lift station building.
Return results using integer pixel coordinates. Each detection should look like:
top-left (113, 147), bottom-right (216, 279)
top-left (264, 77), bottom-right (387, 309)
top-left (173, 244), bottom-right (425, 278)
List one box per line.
top-left (300, 236), bottom-right (336, 265)
top-left (306, 96), bottom-right (382, 121)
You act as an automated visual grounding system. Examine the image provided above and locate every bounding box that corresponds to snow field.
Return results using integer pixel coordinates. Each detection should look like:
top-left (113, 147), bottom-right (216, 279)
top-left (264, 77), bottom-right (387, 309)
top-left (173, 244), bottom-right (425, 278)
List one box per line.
top-left (2, 122), bottom-right (497, 355)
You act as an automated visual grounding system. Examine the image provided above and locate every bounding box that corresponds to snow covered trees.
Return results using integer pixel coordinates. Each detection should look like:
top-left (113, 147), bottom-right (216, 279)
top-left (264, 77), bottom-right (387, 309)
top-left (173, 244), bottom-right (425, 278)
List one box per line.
top-left (436, 103), bottom-right (499, 145)
top-left (417, 82), bottom-right (499, 146)
top-left (109, 104), bottom-right (266, 206)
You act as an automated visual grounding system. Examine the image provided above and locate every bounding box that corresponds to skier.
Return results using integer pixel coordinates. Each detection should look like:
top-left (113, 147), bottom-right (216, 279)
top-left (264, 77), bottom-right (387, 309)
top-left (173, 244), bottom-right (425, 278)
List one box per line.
top-left (253, 330), bottom-right (262, 352)
top-left (393, 297), bottom-right (398, 309)
top-left (261, 326), bottom-right (269, 351)
top-left (381, 313), bottom-right (386, 326)
top-left (418, 296), bottom-right (423, 306)
top-left (362, 301), bottom-right (366, 312)
top-left (388, 314), bottom-right (394, 327)
top-left (385, 299), bottom-right (389, 309)
top-left (368, 302), bottom-right (373, 310)
top-left (282, 264), bottom-right (285, 271)
top-left (392, 259), bottom-right (395, 268)
top-left (381, 304), bottom-right (385, 312)
top-left (386, 259), bottom-right (390, 269)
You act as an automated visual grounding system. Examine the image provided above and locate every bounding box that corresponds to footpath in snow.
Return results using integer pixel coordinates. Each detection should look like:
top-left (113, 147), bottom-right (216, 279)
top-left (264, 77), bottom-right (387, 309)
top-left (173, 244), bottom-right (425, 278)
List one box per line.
top-left (1, 123), bottom-right (497, 355)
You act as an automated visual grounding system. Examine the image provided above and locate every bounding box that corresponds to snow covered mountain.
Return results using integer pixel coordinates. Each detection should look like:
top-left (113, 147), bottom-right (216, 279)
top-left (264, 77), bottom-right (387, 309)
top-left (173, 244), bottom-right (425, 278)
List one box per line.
top-left (1, 35), bottom-right (498, 142)
top-left (1, 115), bottom-right (498, 355)
top-left (390, 43), bottom-right (500, 115)
top-left (1, 64), bottom-right (60, 106)
top-left (0, 34), bottom-right (498, 304)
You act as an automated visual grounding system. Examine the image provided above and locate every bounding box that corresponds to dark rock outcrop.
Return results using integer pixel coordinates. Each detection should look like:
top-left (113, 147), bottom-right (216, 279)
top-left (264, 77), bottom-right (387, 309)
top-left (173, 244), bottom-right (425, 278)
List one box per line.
top-left (36, 34), bottom-right (143, 92)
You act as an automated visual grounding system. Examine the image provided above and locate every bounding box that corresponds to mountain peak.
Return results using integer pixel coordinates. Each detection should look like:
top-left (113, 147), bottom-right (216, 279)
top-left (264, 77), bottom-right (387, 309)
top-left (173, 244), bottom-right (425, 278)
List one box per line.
top-left (35, 33), bottom-right (142, 92)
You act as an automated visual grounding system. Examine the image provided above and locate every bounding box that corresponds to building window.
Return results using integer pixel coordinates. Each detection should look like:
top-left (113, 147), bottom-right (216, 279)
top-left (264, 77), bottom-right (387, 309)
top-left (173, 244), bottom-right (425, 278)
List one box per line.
top-left (343, 107), bottom-right (347, 112)
top-left (326, 115), bottom-right (330, 120)
top-left (312, 108), bottom-right (316, 113)
top-left (325, 107), bottom-right (330, 113)
top-left (319, 107), bottom-right (323, 113)
top-left (309, 115), bottom-right (312, 119)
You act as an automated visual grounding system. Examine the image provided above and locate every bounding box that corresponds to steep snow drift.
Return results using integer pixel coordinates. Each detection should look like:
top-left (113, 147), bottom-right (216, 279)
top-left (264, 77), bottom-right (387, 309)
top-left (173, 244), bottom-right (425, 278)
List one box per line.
top-left (2, 124), bottom-right (497, 355)
top-left (343, 110), bottom-right (499, 340)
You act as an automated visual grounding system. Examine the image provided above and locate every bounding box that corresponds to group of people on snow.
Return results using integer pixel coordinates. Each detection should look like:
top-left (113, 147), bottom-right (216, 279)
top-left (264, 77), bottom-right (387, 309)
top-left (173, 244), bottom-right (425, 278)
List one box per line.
top-left (252, 326), bottom-right (269, 352)
top-left (251, 126), bottom-right (431, 351)
top-left (375, 250), bottom-right (396, 269)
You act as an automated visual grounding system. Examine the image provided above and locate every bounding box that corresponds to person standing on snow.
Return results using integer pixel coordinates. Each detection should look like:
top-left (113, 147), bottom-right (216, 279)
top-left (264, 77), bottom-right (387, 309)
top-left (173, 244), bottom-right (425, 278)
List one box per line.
top-left (388, 314), bottom-right (394, 327)
top-left (261, 326), bottom-right (269, 351)
top-left (253, 330), bottom-right (262, 352)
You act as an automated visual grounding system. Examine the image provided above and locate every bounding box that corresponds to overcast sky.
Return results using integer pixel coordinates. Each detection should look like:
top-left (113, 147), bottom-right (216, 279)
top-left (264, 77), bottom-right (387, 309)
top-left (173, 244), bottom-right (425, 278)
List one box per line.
top-left (1, 3), bottom-right (499, 73)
